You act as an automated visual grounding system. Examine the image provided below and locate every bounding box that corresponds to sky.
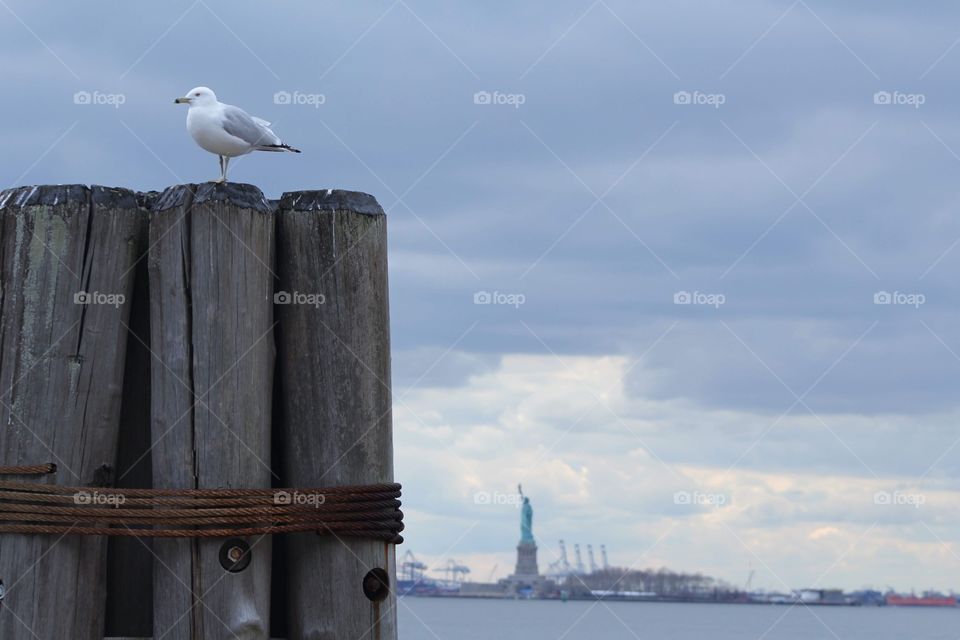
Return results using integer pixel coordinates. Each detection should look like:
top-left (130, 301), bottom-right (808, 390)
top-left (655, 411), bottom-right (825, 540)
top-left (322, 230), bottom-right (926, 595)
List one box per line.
top-left (2, 0), bottom-right (960, 594)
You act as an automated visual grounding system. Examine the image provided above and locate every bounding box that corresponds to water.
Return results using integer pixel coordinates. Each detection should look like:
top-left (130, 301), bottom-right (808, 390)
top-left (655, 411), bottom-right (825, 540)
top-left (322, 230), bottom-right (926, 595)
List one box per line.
top-left (398, 598), bottom-right (958, 639)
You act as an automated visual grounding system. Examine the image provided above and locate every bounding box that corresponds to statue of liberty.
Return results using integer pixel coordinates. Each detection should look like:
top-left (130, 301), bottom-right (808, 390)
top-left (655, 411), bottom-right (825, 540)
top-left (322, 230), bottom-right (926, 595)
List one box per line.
top-left (518, 484), bottom-right (533, 543)
top-left (512, 483), bottom-right (540, 580)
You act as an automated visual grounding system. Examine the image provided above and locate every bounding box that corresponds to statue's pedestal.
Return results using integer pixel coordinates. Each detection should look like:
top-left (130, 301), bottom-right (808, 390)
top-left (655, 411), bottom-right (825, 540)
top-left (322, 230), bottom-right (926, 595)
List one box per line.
top-left (514, 541), bottom-right (539, 577)
top-left (502, 540), bottom-right (547, 596)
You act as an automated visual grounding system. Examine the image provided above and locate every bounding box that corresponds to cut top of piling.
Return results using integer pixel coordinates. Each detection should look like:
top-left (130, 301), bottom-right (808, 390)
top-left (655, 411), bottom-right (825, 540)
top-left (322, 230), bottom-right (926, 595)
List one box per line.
top-left (0, 183), bottom-right (385, 217)
top-left (0, 185), bottom-right (138, 210)
top-left (279, 189), bottom-right (384, 215)
top-left (153, 182), bottom-right (273, 213)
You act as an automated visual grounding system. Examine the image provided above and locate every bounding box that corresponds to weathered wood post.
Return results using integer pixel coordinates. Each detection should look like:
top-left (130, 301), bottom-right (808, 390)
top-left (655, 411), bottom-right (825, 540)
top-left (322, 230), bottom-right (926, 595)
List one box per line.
top-left (148, 183), bottom-right (275, 640)
top-left (0, 185), bottom-right (144, 640)
top-left (0, 183), bottom-right (401, 640)
top-left (275, 190), bottom-right (397, 639)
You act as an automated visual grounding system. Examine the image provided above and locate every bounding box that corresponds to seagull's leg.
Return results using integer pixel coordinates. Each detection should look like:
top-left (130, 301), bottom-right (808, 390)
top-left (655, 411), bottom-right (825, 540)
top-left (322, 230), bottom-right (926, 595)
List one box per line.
top-left (223, 157), bottom-right (231, 183)
top-left (217, 156), bottom-right (226, 183)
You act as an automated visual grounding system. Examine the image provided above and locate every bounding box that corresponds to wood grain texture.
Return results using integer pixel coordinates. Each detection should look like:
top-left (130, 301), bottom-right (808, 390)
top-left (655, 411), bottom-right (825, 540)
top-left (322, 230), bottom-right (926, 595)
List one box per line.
top-left (275, 190), bottom-right (397, 640)
top-left (148, 183), bottom-right (274, 640)
top-left (0, 185), bottom-right (145, 640)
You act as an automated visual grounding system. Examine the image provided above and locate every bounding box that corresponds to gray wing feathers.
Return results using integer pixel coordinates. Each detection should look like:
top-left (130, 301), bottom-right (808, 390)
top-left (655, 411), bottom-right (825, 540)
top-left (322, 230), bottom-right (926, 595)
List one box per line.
top-left (222, 105), bottom-right (281, 148)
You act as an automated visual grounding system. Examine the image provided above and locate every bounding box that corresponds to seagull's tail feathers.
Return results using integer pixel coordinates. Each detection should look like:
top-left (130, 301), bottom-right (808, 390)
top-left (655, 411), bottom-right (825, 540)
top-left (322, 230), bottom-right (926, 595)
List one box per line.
top-left (256, 143), bottom-right (301, 153)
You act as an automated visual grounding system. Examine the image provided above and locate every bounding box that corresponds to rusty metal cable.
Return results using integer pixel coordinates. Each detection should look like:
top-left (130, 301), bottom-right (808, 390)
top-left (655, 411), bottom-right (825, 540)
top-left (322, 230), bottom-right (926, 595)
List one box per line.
top-left (0, 464), bottom-right (403, 543)
top-left (0, 463), bottom-right (57, 475)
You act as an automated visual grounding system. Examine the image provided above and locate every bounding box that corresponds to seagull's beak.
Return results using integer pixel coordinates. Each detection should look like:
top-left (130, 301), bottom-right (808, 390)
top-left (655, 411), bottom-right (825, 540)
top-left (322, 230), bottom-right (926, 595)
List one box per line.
top-left (174, 97), bottom-right (191, 105)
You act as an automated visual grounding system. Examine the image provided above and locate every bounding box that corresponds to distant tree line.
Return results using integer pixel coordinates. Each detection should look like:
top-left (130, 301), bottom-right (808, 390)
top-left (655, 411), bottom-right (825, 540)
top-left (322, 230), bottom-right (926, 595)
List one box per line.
top-left (561, 567), bottom-right (738, 598)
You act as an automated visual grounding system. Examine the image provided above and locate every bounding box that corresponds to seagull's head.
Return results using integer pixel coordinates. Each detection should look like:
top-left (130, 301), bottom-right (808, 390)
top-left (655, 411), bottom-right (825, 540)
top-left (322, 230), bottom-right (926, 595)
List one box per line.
top-left (175, 86), bottom-right (217, 107)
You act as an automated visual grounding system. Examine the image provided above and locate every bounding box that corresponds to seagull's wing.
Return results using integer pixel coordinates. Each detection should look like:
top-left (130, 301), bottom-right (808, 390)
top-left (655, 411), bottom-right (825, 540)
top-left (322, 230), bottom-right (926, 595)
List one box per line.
top-left (221, 105), bottom-right (282, 148)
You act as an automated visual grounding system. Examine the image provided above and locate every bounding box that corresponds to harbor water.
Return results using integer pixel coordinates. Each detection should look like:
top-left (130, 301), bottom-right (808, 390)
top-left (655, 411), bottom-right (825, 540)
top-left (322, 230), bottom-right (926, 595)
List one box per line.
top-left (399, 598), bottom-right (958, 639)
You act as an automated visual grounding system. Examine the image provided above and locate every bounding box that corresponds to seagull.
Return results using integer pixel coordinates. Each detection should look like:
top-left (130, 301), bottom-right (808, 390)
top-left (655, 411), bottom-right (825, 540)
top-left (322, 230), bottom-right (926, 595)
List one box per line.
top-left (175, 86), bottom-right (300, 183)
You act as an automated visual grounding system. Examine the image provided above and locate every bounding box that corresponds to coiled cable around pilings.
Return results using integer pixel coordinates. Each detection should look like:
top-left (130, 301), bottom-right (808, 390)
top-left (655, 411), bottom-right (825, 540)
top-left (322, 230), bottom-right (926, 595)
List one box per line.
top-left (0, 464), bottom-right (403, 543)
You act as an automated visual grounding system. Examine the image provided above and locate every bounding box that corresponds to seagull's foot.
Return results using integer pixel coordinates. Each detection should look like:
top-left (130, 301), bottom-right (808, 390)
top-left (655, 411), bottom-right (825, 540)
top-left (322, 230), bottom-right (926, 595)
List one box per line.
top-left (214, 178), bottom-right (227, 184)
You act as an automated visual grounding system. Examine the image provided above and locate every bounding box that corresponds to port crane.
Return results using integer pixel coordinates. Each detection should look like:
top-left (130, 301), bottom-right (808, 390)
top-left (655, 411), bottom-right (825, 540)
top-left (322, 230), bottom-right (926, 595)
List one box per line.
top-left (439, 559), bottom-right (471, 584)
top-left (400, 550), bottom-right (427, 583)
top-left (547, 540), bottom-right (613, 577)
top-left (558, 539), bottom-right (571, 572)
top-left (574, 544), bottom-right (585, 575)
top-left (546, 539), bottom-right (573, 578)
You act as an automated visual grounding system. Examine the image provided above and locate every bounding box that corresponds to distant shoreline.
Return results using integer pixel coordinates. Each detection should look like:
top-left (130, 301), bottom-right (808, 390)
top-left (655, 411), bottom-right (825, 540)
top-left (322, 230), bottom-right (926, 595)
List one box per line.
top-left (401, 592), bottom-right (960, 609)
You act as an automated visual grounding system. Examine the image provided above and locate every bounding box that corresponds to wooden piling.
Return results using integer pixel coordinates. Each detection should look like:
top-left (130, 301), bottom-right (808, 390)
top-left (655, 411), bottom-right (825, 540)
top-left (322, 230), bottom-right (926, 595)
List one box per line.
top-left (0, 185), bottom-right (145, 640)
top-left (148, 183), bottom-right (275, 640)
top-left (0, 183), bottom-right (399, 640)
top-left (275, 190), bottom-right (397, 639)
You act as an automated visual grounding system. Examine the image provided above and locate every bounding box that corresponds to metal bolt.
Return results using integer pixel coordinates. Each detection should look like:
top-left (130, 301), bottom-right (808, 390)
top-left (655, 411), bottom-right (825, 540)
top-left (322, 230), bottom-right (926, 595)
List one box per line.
top-left (219, 538), bottom-right (252, 573)
top-left (362, 568), bottom-right (390, 602)
top-left (0, 579), bottom-right (6, 603)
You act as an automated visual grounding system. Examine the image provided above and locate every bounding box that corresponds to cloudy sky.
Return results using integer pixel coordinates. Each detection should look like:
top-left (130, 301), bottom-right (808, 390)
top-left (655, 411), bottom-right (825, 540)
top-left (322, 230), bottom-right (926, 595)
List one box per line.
top-left (3, 0), bottom-right (960, 593)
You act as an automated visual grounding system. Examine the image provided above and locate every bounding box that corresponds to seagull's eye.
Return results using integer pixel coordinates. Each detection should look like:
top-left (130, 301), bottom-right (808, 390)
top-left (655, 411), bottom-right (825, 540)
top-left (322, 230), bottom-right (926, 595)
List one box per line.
top-left (195, 92), bottom-right (201, 97)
